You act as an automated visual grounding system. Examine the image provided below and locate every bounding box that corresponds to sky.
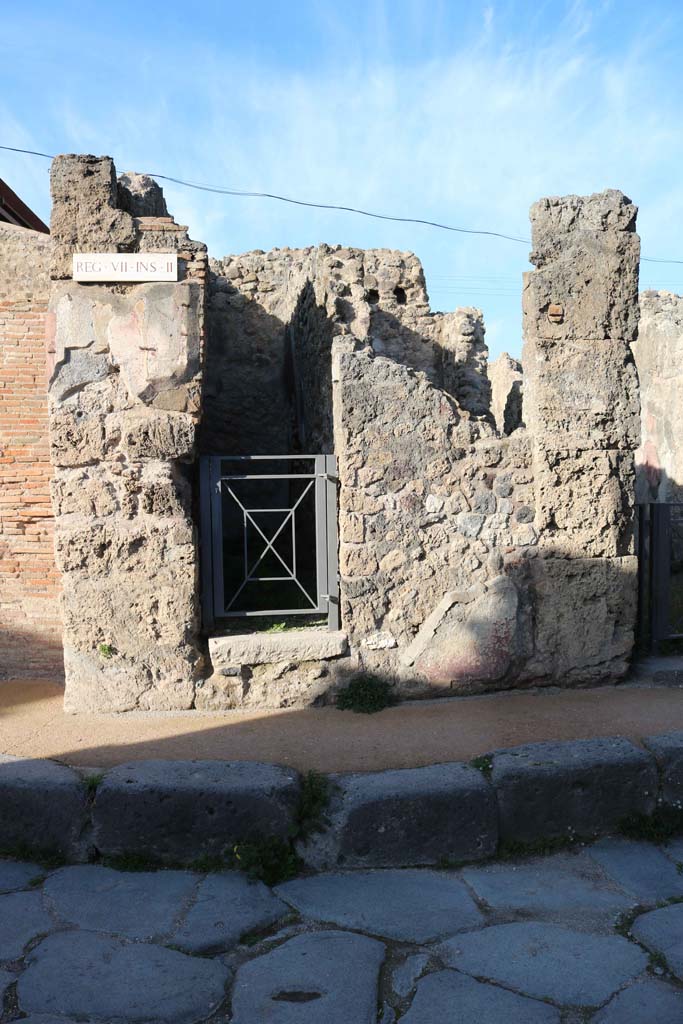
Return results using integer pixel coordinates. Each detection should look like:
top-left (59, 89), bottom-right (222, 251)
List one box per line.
top-left (2, 0), bottom-right (683, 358)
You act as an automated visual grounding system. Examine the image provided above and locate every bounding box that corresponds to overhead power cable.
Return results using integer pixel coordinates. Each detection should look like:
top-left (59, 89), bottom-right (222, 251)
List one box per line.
top-left (1, 143), bottom-right (682, 265)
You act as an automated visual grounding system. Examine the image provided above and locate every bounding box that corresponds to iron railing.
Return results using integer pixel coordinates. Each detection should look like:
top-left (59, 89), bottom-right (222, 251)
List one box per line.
top-left (200, 455), bottom-right (339, 631)
top-left (639, 503), bottom-right (683, 653)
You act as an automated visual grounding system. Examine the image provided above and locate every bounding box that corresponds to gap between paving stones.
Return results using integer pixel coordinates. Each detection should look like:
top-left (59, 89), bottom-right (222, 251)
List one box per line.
top-left (0, 733), bottom-right (682, 875)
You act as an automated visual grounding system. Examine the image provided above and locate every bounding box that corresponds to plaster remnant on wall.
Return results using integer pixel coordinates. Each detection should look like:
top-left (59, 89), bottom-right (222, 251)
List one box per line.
top-left (633, 290), bottom-right (683, 503)
top-left (489, 352), bottom-right (523, 435)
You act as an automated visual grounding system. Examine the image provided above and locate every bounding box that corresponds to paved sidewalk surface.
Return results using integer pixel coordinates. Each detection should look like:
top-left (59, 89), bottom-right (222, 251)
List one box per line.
top-left (4, 675), bottom-right (683, 772)
top-left (2, 839), bottom-right (683, 1022)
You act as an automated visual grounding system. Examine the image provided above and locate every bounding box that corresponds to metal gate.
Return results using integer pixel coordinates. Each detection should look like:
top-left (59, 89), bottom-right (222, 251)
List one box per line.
top-left (639, 503), bottom-right (683, 653)
top-left (200, 455), bottom-right (339, 631)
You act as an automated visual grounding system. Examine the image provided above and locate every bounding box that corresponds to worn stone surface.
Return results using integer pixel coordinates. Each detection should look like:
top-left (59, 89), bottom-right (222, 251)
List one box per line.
top-left (441, 921), bottom-right (647, 1005)
top-left (209, 630), bottom-right (348, 669)
top-left (92, 760), bottom-right (300, 863)
top-left (44, 865), bottom-right (197, 939)
top-left (298, 762), bottom-right (497, 869)
top-left (0, 970), bottom-right (13, 1002)
top-left (491, 738), bottom-right (656, 843)
top-left (643, 731), bottom-right (683, 807)
top-left (633, 291), bottom-right (683, 502)
top-left (170, 872), bottom-right (290, 953)
top-left (0, 755), bottom-right (88, 859)
top-left (0, 221), bottom-right (50, 302)
top-left (118, 172), bottom-right (169, 218)
top-left (462, 851), bottom-right (634, 928)
top-left (390, 952), bottom-right (430, 1000)
top-left (18, 931), bottom-right (229, 1023)
top-left (0, 858), bottom-right (44, 893)
top-left (276, 870), bottom-right (483, 942)
top-left (401, 969), bottom-right (560, 1024)
top-left (402, 576), bottom-right (520, 688)
top-left (631, 903), bottom-right (683, 978)
top-left (588, 838), bottom-right (683, 902)
top-left (525, 556), bottom-right (638, 683)
top-left (489, 351), bottom-right (524, 435)
top-left (439, 306), bottom-right (492, 418)
top-left (0, 891), bottom-right (54, 959)
top-left (593, 979), bottom-right (683, 1024)
top-left (231, 930), bottom-right (385, 1024)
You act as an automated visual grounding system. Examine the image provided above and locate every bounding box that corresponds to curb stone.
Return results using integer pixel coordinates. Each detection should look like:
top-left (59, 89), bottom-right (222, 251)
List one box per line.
top-left (0, 735), bottom-right (678, 868)
top-left (91, 760), bottom-right (301, 863)
top-left (642, 732), bottom-right (683, 808)
top-left (490, 737), bottom-right (657, 844)
top-left (0, 754), bottom-right (88, 860)
top-left (298, 763), bottom-right (497, 869)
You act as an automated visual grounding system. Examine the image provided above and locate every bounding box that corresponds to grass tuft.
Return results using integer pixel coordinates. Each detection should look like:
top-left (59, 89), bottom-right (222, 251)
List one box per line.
top-left (336, 674), bottom-right (397, 714)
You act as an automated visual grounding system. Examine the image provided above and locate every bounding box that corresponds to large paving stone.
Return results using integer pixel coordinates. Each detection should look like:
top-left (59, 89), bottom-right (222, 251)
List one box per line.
top-left (0, 891), bottom-right (54, 960)
top-left (170, 871), bottom-right (290, 953)
top-left (593, 978), bottom-right (683, 1023)
top-left (588, 838), bottom-right (683, 902)
top-left (643, 732), bottom-right (683, 807)
top-left (390, 953), bottom-right (430, 1000)
top-left (276, 870), bottom-right (484, 942)
top-left (462, 851), bottom-right (633, 928)
top-left (18, 931), bottom-right (229, 1023)
top-left (665, 836), bottom-right (683, 864)
top-left (401, 969), bottom-right (561, 1023)
top-left (231, 930), bottom-right (385, 1024)
top-left (441, 921), bottom-right (648, 1005)
top-left (0, 858), bottom-right (44, 893)
top-left (44, 865), bottom-right (197, 939)
top-left (491, 738), bottom-right (657, 844)
top-left (92, 760), bottom-right (300, 863)
top-left (0, 756), bottom-right (88, 860)
top-left (298, 763), bottom-right (497, 870)
top-left (631, 903), bottom-right (683, 978)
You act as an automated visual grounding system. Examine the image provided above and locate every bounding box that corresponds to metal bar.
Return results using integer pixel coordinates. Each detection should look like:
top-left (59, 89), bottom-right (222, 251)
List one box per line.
top-left (224, 608), bottom-right (326, 618)
top-left (199, 458), bottom-right (215, 632)
top-left (652, 503), bottom-right (672, 651)
top-left (219, 474), bottom-right (319, 481)
top-left (325, 454), bottom-right (340, 630)
top-left (209, 457), bottom-right (226, 619)
top-left (218, 455), bottom-right (319, 461)
top-left (315, 455), bottom-right (329, 616)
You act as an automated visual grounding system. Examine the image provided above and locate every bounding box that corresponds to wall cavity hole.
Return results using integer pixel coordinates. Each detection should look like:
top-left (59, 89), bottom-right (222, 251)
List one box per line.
top-left (365, 289), bottom-right (380, 305)
top-left (393, 286), bottom-right (407, 305)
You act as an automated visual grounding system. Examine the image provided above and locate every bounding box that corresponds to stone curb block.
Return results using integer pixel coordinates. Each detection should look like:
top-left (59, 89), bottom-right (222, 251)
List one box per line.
top-left (642, 732), bottom-right (683, 808)
top-left (490, 737), bottom-right (658, 845)
top-left (0, 755), bottom-right (89, 860)
top-left (0, 734), bottom-right (672, 868)
top-left (298, 763), bottom-right (498, 870)
top-left (91, 760), bottom-right (301, 863)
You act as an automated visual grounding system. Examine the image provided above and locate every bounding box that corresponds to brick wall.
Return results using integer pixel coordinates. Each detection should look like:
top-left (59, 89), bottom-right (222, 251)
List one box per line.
top-left (0, 224), bottom-right (63, 678)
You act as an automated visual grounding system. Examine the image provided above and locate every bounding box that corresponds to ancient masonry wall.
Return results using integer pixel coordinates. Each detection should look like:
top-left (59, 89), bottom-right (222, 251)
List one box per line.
top-left (21, 152), bottom-right (643, 710)
top-left (632, 290), bottom-right (683, 503)
top-left (0, 223), bottom-right (63, 679)
top-left (47, 156), bottom-right (208, 711)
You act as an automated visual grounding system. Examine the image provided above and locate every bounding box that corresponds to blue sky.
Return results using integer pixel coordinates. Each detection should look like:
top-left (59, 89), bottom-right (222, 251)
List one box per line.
top-left (2, 0), bottom-right (683, 358)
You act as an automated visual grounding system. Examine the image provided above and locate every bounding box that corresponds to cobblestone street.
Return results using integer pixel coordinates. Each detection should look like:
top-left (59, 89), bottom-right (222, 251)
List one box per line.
top-left (2, 837), bottom-right (683, 1022)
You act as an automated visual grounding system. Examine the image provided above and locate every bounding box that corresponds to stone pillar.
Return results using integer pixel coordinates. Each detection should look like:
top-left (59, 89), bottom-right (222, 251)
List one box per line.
top-left (47, 155), bottom-right (207, 711)
top-left (522, 190), bottom-right (641, 681)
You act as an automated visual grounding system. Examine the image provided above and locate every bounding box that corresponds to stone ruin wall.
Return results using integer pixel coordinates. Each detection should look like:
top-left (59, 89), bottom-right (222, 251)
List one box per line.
top-left (0, 151), bottom-right (647, 711)
top-left (46, 155), bottom-right (208, 711)
top-left (0, 222), bottom-right (63, 678)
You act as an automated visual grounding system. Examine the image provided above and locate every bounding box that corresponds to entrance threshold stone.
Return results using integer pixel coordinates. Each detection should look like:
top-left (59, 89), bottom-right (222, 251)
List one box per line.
top-left (209, 629), bottom-right (348, 668)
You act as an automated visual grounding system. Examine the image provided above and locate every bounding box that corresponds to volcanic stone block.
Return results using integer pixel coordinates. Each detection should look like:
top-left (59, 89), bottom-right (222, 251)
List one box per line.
top-left (0, 755), bottom-right (88, 860)
top-left (92, 760), bottom-right (301, 863)
top-left (298, 762), bottom-right (497, 869)
top-left (527, 556), bottom-right (637, 683)
top-left (209, 630), bottom-right (348, 669)
top-left (491, 738), bottom-right (657, 844)
top-left (643, 732), bottom-right (683, 808)
top-left (401, 970), bottom-right (560, 1024)
top-left (522, 190), bottom-right (640, 344)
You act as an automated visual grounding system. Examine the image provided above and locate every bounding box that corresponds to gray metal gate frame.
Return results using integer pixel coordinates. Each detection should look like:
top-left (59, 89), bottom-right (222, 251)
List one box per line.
top-left (200, 454), bottom-right (339, 632)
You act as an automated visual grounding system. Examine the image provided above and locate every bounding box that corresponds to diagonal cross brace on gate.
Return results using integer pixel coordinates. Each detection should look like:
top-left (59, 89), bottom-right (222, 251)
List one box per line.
top-left (199, 455), bottom-right (340, 631)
